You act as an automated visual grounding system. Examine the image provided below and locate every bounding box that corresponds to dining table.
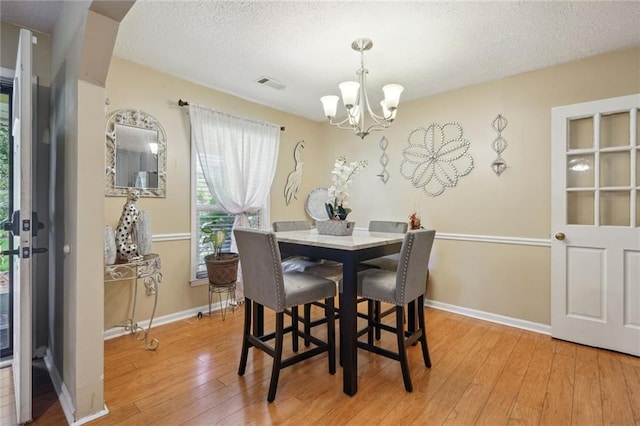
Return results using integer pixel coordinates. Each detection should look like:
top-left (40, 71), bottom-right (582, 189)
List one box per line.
top-left (273, 227), bottom-right (405, 396)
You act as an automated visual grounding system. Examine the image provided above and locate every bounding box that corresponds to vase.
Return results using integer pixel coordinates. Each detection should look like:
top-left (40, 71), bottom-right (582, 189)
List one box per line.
top-left (104, 226), bottom-right (116, 265)
top-left (316, 219), bottom-right (355, 236)
top-left (136, 211), bottom-right (153, 255)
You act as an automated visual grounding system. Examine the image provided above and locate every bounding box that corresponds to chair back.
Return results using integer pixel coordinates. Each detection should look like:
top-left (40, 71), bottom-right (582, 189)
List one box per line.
top-left (396, 229), bottom-right (436, 304)
top-left (234, 228), bottom-right (285, 312)
top-left (272, 220), bottom-right (312, 232)
top-left (369, 220), bottom-right (408, 234)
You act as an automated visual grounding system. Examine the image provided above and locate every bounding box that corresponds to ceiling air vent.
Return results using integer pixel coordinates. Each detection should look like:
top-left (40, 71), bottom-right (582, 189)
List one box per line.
top-left (255, 76), bottom-right (286, 91)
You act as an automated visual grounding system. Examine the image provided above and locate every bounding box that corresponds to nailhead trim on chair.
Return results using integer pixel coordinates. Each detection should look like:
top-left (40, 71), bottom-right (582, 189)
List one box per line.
top-left (268, 234), bottom-right (284, 312)
top-left (398, 232), bottom-right (414, 305)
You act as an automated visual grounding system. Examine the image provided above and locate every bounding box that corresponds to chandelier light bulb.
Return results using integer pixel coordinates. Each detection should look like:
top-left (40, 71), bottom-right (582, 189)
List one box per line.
top-left (382, 84), bottom-right (404, 110)
top-left (339, 81), bottom-right (360, 109)
top-left (321, 95), bottom-right (339, 118)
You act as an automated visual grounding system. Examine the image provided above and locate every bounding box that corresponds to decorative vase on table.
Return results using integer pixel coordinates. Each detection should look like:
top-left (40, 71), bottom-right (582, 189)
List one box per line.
top-left (136, 210), bottom-right (153, 255)
top-left (315, 156), bottom-right (366, 237)
top-left (104, 226), bottom-right (116, 265)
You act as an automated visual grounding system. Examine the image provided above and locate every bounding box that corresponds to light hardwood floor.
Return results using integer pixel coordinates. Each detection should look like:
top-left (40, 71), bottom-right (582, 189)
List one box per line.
top-left (2, 306), bottom-right (640, 425)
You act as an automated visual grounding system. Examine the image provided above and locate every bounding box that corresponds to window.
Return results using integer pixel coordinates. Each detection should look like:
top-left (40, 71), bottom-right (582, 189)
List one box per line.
top-left (191, 158), bottom-right (265, 283)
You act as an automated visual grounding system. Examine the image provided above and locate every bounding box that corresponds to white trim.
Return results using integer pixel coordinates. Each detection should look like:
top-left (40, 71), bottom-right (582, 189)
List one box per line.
top-left (425, 299), bottom-right (551, 335)
top-left (190, 277), bottom-right (209, 287)
top-left (353, 228), bottom-right (551, 248)
top-left (152, 232), bottom-right (191, 242)
top-left (72, 406), bottom-right (109, 426)
top-left (44, 350), bottom-right (74, 425)
top-left (0, 358), bottom-right (12, 368)
top-left (103, 301), bottom-right (234, 340)
top-left (434, 232), bottom-right (551, 247)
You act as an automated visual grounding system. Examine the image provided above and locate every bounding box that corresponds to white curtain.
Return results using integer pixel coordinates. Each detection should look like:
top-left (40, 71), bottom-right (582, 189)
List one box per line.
top-left (189, 104), bottom-right (280, 299)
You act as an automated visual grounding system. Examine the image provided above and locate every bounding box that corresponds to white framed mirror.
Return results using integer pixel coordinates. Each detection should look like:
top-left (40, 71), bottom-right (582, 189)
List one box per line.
top-left (105, 109), bottom-right (167, 197)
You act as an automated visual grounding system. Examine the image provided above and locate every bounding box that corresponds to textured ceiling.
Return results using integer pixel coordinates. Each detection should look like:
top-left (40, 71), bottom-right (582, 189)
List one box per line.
top-left (2, 1), bottom-right (640, 122)
top-left (0, 0), bottom-right (62, 34)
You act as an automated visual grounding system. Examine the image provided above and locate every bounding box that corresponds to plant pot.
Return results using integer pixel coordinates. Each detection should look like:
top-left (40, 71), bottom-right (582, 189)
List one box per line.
top-left (316, 219), bottom-right (355, 236)
top-left (204, 252), bottom-right (239, 285)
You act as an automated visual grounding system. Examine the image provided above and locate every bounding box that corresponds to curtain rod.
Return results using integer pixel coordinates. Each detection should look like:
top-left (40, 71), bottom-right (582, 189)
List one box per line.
top-left (178, 99), bottom-right (285, 132)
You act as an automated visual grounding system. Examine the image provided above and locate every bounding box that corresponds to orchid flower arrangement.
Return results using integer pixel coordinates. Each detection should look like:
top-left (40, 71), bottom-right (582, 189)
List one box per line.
top-left (325, 156), bottom-right (367, 220)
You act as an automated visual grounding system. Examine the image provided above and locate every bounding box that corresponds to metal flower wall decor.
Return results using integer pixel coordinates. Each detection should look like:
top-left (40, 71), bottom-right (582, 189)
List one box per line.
top-left (400, 122), bottom-right (474, 197)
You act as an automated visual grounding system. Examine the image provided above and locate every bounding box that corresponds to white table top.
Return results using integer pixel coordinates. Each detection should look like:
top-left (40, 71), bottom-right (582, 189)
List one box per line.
top-left (275, 228), bottom-right (405, 251)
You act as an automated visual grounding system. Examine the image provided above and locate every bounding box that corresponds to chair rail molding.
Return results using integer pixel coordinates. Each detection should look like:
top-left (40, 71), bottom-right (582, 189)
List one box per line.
top-left (353, 228), bottom-right (551, 247)
top-left (434, 232), bottom-right (551, 247)
top-left (152, 232), bottom-right (191, 242)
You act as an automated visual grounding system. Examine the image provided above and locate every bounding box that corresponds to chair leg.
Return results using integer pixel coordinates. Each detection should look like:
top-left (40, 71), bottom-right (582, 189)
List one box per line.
top-left (367, 300), bottom-right (375, 344)
top-left (267, 312), bottom-right (285, 403)
top-left (374, 300), bottom-right (382, 340)
top-left (304, 303), bottom-right (312, 347)
top-left (238, 298), bottom-right (252, 376)
top-left (291, 306), bottom-right (299, 353)
top-left (326, 297), bottom-right (336, 374)
top-left (417, 295), bottom-right (431, 368)
top-left (396, 305), bottom-right (413, 392)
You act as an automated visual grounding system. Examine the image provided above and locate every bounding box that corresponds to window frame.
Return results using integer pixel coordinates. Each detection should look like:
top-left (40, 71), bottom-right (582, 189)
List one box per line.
top-left (189, 137), bottom-right (270, 286)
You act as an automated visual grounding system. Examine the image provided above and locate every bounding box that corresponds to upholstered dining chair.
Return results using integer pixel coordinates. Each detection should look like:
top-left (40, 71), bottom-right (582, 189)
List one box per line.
top-left (234, 228), bottom-right (336, 402)
top-left (356, 229), bottom-right (436, 392)
top-left (272, 220), bottom-right (342, 348)
top-left (359, 220), bottom-right (409, 340)
top-left (360, 220), bottom-right (408, 270)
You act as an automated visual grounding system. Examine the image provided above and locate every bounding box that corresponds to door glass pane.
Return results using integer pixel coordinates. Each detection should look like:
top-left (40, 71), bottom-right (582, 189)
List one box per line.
top-left (567, 154), bottom-right (594, 188)
top-left (636, 149), bottom-right (639, 187)
top-left (600, 112), bottom-right (630, 148)
top-left (600, 151), bottom-right (630, 187)
top-left (600, 191), bottom-right (630, 226)
top-left (637, 191), bottom-right (640, 227)
top-left (568, 117), bottom-right (593, 150)
top-left (568, 191), bottom-right (594, 225)
top-left (0, 91), bottom-right (9, 356)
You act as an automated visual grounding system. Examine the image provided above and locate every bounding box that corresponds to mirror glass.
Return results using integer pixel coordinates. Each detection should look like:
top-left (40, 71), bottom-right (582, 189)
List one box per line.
top-left (106, 109), bottom-right (167, 197)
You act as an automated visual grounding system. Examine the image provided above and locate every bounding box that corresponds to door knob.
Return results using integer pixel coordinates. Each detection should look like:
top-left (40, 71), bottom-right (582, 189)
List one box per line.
top-left (555, 232), bottom-right (566, 241)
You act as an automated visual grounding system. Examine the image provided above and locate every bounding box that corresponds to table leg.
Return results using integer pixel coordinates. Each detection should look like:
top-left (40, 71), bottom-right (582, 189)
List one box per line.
top-left (341, 257), bottom-right (358, 396)
top-left (142, 273), bottom-right (161, 350)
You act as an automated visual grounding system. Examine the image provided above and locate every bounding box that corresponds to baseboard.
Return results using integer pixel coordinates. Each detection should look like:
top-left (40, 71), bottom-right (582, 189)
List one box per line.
top-left (44, 350), bottom-right (75, 425)
top-left (72, 406), bottom-right (109, 426)
top-left (103, 301), bottom-right (229, 340)
top-left (425, 299), bottom-right (551, 335)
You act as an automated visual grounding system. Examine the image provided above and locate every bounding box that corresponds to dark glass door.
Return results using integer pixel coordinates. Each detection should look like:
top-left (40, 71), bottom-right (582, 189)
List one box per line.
top-left (0, 81), bottom-right (13, 359)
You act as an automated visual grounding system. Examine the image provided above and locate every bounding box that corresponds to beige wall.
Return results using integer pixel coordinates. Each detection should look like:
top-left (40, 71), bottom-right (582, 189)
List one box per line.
top-left (324, 46), bottom-right (640, 324)
top-left (103, 46), bottom-right (640, 331)
top-left (103, 57), bottom-right (324, 328)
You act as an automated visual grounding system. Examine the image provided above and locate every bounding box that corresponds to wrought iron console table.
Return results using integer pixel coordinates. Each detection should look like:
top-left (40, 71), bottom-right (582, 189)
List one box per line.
top-left (104, 253), bottom-right (162, 350)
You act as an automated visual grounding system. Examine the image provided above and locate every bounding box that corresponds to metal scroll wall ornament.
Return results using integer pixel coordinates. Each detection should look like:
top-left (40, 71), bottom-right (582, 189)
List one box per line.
top-left (490, 114), bottom-right (508, 176)
top-left (284, 140), bottom-right (305, 205)
top-left (376, 136), bottom-right (390, 183)
top-left (400, 122), bottom-right (474, 197)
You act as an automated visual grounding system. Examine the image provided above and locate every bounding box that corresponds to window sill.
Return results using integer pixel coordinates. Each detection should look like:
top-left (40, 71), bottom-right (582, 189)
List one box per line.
top-left (190, 277), bottom-right (208, 287)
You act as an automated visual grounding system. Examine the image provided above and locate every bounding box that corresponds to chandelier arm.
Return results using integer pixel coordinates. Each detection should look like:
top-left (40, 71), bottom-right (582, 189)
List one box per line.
top-left (358, 62), bottom-right (391, 126)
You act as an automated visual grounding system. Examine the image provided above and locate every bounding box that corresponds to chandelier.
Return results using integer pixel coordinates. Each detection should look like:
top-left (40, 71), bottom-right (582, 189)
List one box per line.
top-left (320, 38), bottom-right (404, 139)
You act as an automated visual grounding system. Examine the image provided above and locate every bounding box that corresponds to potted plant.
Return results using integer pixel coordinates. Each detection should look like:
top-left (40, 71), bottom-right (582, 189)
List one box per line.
top-left (201, 221), bottom-right (239, 286)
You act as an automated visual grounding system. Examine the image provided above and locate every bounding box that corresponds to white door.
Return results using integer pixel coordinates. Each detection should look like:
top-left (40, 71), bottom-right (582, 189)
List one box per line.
top-left (551, 93), bottom-right (640, 356)
top-left (11, 28), bottom-right (34, 424)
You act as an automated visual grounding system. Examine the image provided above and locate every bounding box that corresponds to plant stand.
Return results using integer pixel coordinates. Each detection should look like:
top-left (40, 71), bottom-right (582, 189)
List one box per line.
top-left (202, 252), bottom-right (239, 321)
top-left (208, 281), bottom-right (236, 321)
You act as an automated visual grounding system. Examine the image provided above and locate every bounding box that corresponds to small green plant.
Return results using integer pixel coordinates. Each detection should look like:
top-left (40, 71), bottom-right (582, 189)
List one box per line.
top-left (201, 221), bottom-right (228, 259)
